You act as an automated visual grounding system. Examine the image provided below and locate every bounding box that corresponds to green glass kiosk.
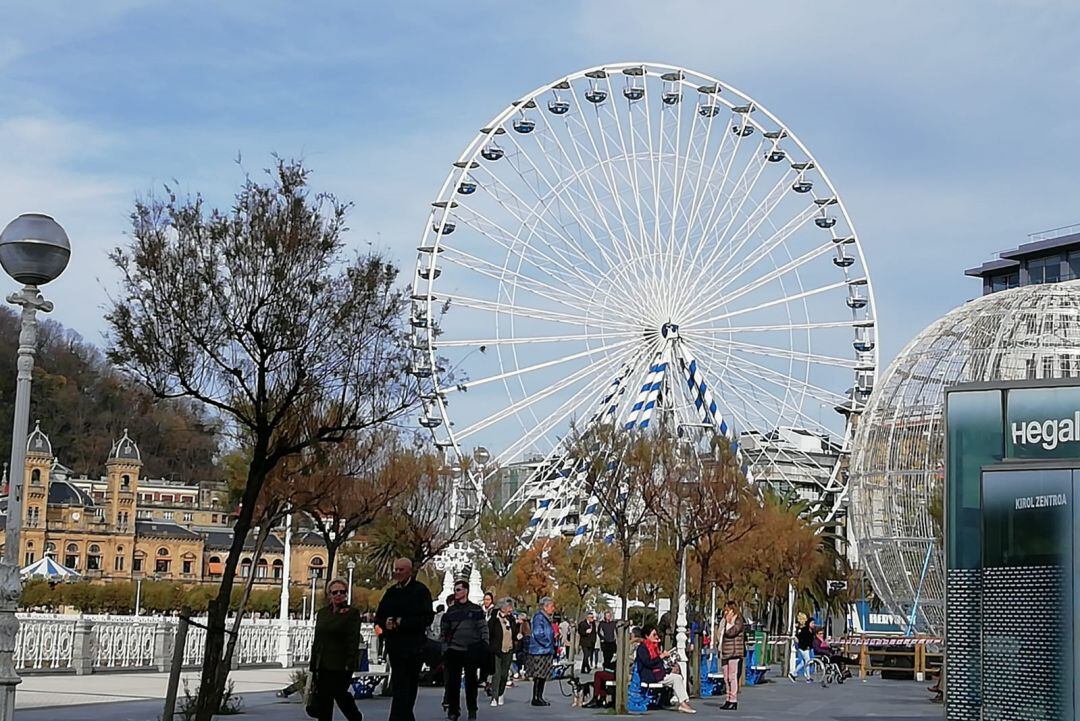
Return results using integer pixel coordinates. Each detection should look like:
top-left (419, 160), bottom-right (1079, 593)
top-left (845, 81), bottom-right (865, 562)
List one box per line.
top-left (946, 380), bottom-right (1078, 720)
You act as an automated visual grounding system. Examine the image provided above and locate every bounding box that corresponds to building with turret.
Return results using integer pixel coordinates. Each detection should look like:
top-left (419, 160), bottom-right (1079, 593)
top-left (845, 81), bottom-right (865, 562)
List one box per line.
top-left (0, 424), bottom-right (328, 588)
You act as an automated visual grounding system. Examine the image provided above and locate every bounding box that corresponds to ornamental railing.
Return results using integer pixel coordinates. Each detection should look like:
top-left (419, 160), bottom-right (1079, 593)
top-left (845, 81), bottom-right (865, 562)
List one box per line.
top-left (13, 613), bottom-right (325, 675)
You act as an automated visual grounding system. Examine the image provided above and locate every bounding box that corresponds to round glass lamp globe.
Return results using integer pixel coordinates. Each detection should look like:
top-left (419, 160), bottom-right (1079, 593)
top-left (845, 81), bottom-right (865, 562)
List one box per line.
top-left (0, 213), bottom-right (71, 286)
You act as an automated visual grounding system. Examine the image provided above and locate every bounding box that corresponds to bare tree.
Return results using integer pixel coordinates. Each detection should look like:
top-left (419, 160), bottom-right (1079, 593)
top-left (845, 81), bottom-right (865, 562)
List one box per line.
top-left (292, 429), bottom-right (414, 576)
top-left (363, 446), bottom-right (474, 572)
top-left (106, 159), bottom-right (418, 721)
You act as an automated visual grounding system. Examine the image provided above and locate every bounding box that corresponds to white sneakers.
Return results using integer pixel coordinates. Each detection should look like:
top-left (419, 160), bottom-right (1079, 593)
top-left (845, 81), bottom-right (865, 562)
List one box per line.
top-left (490, 696), bottom-right (505, 707)
top-left (498, 696), bottom-right (505, 706)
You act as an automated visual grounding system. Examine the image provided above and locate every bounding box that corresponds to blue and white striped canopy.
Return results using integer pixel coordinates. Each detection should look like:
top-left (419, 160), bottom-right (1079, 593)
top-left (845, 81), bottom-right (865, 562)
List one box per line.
top-left (20, 556), bottom-right (79, 580)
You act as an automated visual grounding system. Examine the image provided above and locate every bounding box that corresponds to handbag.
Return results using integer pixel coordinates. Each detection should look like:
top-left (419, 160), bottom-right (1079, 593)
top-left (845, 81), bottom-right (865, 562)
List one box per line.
top-left (304, 671), bottom-right (319, 719)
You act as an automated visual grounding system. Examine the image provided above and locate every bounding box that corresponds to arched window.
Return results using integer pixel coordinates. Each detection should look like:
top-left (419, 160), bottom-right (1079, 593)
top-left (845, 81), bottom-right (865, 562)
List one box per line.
top-left (207, 555), bottom-right (223, 577)
top-left (66, 543), bottom-right (78, 553)
top-left (121, 474), bottom-right (130, 490)
top-left (23, 540), bottom-right (34, 566)
top-left (64, 544), bottom-right (79, 570)
top-left (87, 544), bottom-right (101, 571)
top-left (133, 549), bottom-right (145, 572)
top-left (114, 546), bottom-right (125, 572)
top-left (31, 469), bottom-right (40, 485)
top-left (272, 559), bottom-right (284, 579)
top-left (309, 557), bottom-right (325, 579)
top-left (256, 558), bottom-right (268, 579)
top-left (240, 558), bottom-right (253, 578)
top-left (181, 552), bottom-right (196, 575)
top-left (155, 547), bottom-right (170, 574)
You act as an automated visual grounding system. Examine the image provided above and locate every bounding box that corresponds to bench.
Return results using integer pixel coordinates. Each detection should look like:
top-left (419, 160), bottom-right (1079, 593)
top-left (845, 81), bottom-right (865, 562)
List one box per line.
top-left (350, 671), bottom-right (388, 699)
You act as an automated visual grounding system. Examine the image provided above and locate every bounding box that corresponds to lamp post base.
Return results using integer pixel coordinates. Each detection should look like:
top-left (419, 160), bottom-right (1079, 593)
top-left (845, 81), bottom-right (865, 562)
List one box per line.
top-left (0, 561), bottom-right (22, 721)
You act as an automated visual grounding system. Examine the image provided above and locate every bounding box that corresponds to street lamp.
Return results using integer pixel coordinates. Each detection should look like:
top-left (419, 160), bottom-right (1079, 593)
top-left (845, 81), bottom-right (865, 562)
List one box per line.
top-left (0, 214), bottom-right (69, 721)
top-left (346, 560), bottom-right (356, 605)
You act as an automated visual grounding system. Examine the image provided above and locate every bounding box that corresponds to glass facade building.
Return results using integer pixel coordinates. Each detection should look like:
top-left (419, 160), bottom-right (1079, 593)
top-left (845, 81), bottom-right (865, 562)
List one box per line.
top-left (945, 381), bottom-right (1080, 721)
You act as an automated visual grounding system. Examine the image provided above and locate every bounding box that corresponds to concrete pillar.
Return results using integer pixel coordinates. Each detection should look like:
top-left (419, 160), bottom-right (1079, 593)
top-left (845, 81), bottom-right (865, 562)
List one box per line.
top-left (154, 621), bottom-right (175, 672)
top-left (72, 618), bottom-right (95, 675)
top-left (0, 563), bottom-right (23, 721)
top-left (277, 621), bottom-right (294, 669)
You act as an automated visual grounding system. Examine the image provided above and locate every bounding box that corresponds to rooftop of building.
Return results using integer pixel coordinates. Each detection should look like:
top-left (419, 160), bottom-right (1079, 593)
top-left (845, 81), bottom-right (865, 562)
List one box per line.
top-left (965, 223), bottom-right (1080, 277)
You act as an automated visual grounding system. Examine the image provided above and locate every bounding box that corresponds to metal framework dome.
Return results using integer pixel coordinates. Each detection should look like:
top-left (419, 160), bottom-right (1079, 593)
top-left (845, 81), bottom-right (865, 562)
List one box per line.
top-left (849, 280), bottom-right (1080, 634)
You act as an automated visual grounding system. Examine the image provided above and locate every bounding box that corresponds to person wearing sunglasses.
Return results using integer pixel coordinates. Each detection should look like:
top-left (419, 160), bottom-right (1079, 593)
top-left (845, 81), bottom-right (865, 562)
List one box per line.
top-left (440, 580), bottom-right (490, 721)
top-left (636, 625), bottom-right (696, 714)
top-left (309, 578), bottom-right (364, 721)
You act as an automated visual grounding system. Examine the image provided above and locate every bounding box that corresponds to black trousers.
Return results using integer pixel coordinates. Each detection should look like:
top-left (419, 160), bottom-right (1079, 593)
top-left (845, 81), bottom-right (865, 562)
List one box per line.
top-left (581, 645), bottom-right (596, 672)
top-left (314, 668), bottom-right (363, 721)
top-left (444, 648), bottom-right (481, 716)
top-left (600, 642), bottom-right (617, 670)
top-left (388, 652), bottom-right (422, 721)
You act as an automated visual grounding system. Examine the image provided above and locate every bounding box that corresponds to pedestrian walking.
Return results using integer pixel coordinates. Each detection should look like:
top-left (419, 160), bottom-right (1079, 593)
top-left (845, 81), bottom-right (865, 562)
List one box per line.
top-left (487, 598), bottom-right (517, 707)
top-left (482, 591), bottom-right (496, 619)
top-left (441, 580), bottom-right (489, 721)
top-left (525, 597), bottom-right (557, 706)
top-left (718, 600), bottom-right (745, 711)
top-left (577, 611), bottom-right (597, 673)
top-left (598, 610), bottom-right (617, 670)
top-left (308, 578), bottom-right (364, 721)
top-left (789, 612), bottom-right (813, 683)
top-left (375, 558), bottom-right (434, 721)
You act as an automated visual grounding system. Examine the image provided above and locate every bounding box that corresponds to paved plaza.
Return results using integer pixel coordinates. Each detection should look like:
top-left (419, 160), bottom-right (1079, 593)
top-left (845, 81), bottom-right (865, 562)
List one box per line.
top-left (12, 667), bottom-right (944, 721)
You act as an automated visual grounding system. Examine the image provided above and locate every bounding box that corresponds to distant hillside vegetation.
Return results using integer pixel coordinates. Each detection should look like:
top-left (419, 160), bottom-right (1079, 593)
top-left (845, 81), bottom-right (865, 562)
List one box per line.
top-left (0, 307), bottom-right (221, 481)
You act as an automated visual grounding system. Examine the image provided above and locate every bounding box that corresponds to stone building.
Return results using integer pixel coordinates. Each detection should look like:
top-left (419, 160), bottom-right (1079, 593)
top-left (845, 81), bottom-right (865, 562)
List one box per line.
top-left (0, 424), bottom-right (329, 589)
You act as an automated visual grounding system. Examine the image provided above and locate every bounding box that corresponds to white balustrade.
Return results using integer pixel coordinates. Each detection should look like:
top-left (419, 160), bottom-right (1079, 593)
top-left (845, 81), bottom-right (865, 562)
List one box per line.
top-left (13, 617), bottom-right (75, 670)
top-left (93, 620), bottom-right (156, 668)
top-left (13, 613), bottom-right (322, 673)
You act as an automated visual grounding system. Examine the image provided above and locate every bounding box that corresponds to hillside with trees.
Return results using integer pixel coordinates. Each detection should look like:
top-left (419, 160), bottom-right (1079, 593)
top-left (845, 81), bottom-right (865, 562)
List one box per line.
top-left (0, 307), bottom-right (221, 481)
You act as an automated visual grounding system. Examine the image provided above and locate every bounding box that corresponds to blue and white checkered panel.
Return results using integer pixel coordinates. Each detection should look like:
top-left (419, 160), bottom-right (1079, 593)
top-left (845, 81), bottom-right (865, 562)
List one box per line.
top-left (635, 362), bottom-right (668, 429)
top-left (570, 493), bottom-right (601, 546)
top-left (677, 353), bottom-right (754, 484)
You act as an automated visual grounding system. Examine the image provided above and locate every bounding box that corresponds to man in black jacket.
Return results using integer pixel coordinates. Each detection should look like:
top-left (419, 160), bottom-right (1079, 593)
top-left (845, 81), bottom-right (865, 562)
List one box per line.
top-left (598, 610), bottom-right (617, 671)
top-left (441, 580), bottom-right (489, 721)
top-left (577, 611), bottom-right (597, 673)
top-left (375, 558), bottom-right (434, 721)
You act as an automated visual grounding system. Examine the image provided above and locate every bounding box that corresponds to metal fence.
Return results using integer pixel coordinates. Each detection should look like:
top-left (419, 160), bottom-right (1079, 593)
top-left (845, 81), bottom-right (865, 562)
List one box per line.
top-left (12, 613), bottom-right (337, 675)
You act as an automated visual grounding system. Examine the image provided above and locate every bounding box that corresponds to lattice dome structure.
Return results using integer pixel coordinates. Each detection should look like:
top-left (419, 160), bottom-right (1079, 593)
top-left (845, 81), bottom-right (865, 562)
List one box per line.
top-left (850, 280), bottom-right (1080, 634)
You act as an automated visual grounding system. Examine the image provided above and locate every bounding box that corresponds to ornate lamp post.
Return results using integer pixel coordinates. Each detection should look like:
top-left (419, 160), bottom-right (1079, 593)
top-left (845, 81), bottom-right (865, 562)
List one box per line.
top-left (346, 560), bottom-right (356, 605)
top-left (0, 213), bottom-right (70, 721)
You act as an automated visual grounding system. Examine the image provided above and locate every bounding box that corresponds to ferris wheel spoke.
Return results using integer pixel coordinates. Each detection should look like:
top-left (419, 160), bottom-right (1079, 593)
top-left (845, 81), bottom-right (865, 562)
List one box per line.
top-left (469, 162), bottom-right (613, 282)
top-left (673, 99), bottom-right (721, 275)
top-left (695, 319), bottom-right (865, 335)
top-left (496, 133), bottom-right (630, 276)
top-left (443, 294), bottom-right (641, 330)
top-left (683, 137), bottom-right (771, 279)
top-left (598, 74), bottom-right (664, 299)
top-left (707, 342), bottom-right (852, 408)
top-left (437, 330), bottom-right (636, 348)
top-left (532, 100), bottom-right (639, 274)
top-left (439, 246), bottom-right (596, 314)
top-left (694, 167), bottom-right (799, 282)
top-left (572, 84), bottom-right (657, 298)
top-left (689, 235), bottom-right (835, 321)
top-left (684, 279), bottom-right (849, 328)
top-left (442, 208), bottom-right (606, 295)
top-left (454, 342), bottom-right (638, 440)
top-left (447, 335), bottom-right (640, 392)
top-left (684, 337), bottom-right (842, 444)
top-left (490, 342), bottom-right (651, 466)
top-left (721, 338), bottom-right (859, 369)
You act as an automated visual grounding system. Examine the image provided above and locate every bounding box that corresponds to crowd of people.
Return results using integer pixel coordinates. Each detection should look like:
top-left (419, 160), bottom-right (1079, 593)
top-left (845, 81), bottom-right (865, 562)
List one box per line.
top-left (308, 560), bottom-right (769, 721)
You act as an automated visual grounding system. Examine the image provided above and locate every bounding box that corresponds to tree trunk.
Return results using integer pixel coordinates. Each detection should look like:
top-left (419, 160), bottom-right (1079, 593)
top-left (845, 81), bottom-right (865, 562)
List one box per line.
top-left (192, 455), bottom-right (267, 721)
top-left (215, 523), bottom-right (272, 695)
top-left (326, 538), bottom-right (340, 581)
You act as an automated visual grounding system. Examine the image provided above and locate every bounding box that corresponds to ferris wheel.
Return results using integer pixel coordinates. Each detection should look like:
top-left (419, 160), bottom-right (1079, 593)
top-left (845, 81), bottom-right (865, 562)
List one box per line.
top-left (411, 62), bottom-right (878, 535)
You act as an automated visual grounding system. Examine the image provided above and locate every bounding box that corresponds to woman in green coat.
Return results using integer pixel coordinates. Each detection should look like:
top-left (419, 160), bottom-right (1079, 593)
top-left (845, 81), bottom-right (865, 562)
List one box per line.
top-left (309, 578), bottom-right (364, 721)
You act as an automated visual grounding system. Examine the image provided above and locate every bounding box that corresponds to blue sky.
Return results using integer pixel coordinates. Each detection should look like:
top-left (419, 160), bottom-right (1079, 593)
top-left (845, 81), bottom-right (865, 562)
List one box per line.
top-left (1, 0), bottom-right (1078, 379)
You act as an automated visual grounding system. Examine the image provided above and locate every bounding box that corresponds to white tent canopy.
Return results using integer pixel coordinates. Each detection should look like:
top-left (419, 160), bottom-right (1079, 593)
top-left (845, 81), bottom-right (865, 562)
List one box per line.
top-left (20, 556), bottom-right (79, 580)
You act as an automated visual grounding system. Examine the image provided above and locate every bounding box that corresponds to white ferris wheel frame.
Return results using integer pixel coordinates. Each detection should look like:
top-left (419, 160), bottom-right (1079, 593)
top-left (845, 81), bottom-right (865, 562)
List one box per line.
top-left (410, 61), bottom-right (880, 528)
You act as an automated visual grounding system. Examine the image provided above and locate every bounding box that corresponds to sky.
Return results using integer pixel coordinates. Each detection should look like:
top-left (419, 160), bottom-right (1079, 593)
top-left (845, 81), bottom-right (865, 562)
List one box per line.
top-left (1, 0), bottom-right (1078, 426)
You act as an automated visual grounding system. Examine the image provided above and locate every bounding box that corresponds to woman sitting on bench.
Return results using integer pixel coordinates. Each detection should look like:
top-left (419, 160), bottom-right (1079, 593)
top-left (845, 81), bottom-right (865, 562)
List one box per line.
top-left (636, 625), bottom-right (696, 714)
